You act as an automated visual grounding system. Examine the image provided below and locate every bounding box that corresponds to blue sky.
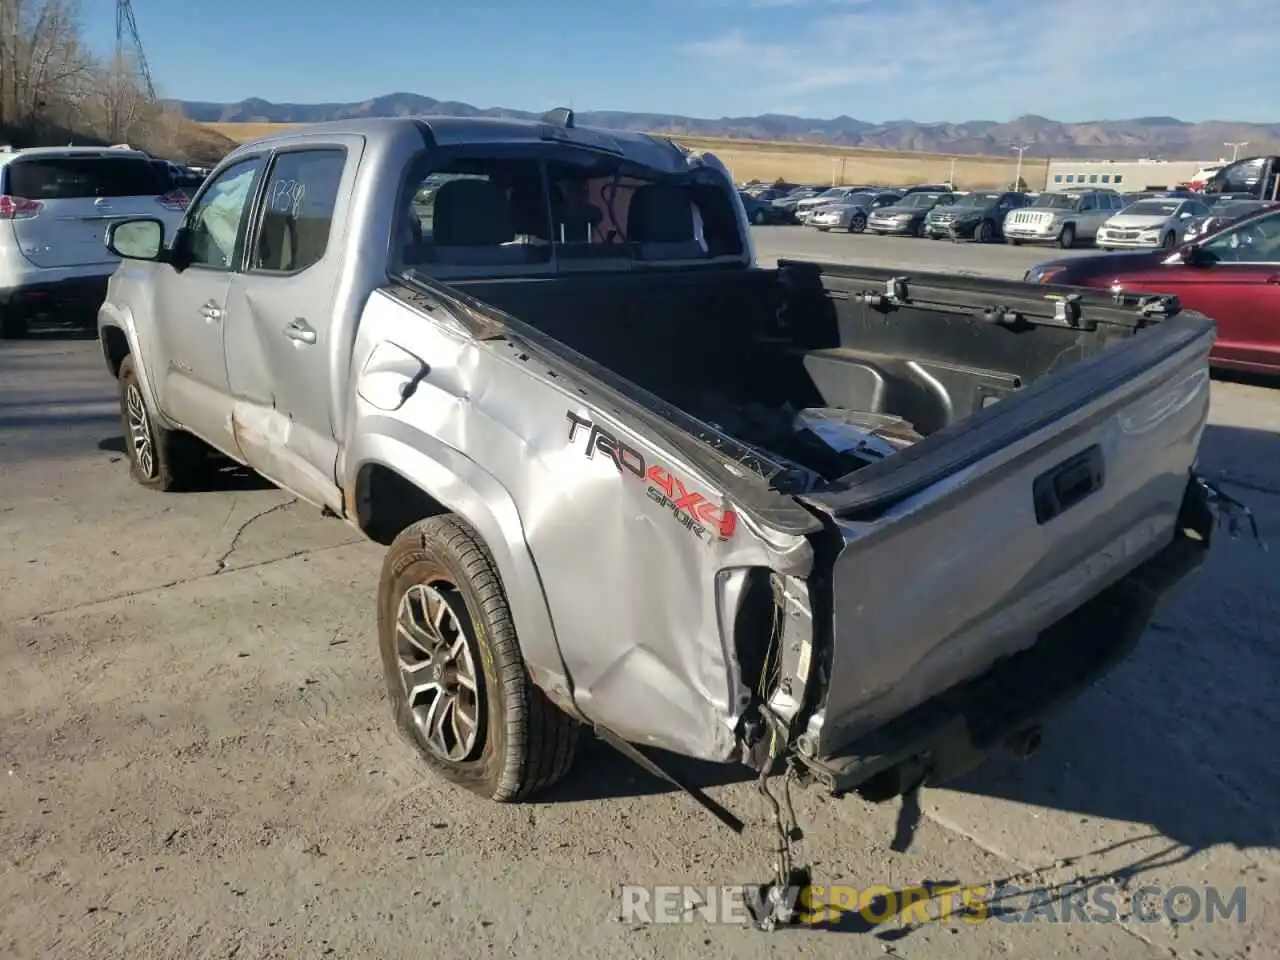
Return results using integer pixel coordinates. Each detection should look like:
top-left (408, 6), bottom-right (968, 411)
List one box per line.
top-left (83, 0), bottom-right (1279, 122)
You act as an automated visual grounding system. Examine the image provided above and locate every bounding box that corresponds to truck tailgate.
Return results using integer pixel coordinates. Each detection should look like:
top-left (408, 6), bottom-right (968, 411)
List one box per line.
top-left (802, 313), bottom-right (1214, 757)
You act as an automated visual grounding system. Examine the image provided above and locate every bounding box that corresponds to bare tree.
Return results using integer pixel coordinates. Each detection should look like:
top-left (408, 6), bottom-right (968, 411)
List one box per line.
top-left (0, 0), bottom-right (93, 132)
top-left (85, 53), bottom-right (158, 143)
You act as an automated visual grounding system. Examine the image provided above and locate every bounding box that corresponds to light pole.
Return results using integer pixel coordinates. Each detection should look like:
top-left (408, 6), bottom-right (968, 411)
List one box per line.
top-left (1224, 141), bottom-right (1248, 162)
top-left (1011, 144), bottom-right (1030, 189)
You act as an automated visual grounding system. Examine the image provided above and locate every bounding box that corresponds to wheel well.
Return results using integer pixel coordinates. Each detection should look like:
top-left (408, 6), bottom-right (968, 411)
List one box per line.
top-left (101, 326), bottom-right (130, 378)
top-left (356, 463), bottom-right (450, 546)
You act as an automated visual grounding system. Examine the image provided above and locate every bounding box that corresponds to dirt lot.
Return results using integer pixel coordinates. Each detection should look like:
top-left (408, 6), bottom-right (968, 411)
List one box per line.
top-left (1, 236), bottom-right (1276, 959)
top-left (201, 122), bottom-right (1049, 191)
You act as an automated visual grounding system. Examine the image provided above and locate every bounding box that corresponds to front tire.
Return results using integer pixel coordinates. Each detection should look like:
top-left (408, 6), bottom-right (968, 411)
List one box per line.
top-left (751, 208), bottom-right (765, 225)
top-left (1058, 224), bottom-right (1076, 249)
top-left (377, 516), bottom-right (579, 802)
top-left (848, 213), bottom-right (866, 233)
top-left (1161, 232), bottom-right (1176, 249)
top-left (974, 220), bottom-right (993, 243)
top-left (117, 355), bottom-right (206, 491)
top-left (1007, 238), bottom-right (1022, 246)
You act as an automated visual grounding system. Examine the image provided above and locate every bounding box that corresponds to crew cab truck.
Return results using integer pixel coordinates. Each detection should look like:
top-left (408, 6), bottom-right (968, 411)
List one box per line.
top-left (98, 114), bottom-right (1219, 843)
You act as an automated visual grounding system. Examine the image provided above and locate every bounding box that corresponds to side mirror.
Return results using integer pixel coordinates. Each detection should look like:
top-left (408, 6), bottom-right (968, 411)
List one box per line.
top-left (106, 218), bottom-right (166, 261)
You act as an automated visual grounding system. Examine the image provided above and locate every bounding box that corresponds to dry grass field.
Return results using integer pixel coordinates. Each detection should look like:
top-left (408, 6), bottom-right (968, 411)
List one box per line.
top-left (202, 122), bottom-right (1050, 190)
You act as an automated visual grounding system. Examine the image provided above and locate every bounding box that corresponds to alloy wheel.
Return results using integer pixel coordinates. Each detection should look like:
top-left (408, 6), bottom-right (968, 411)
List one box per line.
top-left (394, 582), bottom-right (483, 761)
top-left (125, 383), bottom-right (157, 479)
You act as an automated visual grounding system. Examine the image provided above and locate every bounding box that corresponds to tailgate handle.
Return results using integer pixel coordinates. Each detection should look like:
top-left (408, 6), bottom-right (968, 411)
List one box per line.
top-left (1033, 445), bottom-right (1104, 525)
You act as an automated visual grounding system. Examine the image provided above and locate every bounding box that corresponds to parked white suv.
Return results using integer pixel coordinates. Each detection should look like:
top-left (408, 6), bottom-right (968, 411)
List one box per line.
top-left (0, 147), bottom-right (189, 338)
top-left (1003, 188), bottom-right (1123, 249)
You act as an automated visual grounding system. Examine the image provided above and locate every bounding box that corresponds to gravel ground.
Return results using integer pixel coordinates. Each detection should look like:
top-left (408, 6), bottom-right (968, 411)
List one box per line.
top-left (1, 236), bottom-right (1276, 959)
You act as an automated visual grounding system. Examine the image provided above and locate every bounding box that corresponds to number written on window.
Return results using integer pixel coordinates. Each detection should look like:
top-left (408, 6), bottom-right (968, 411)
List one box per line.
top-left (251, 149), bottom-right (346, 274)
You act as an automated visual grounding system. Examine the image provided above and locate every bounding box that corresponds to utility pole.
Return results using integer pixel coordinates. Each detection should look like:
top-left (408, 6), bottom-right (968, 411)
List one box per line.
top-left (1224, 141), bottom-right (1248, 162)
top-left (1011, 144), bottom-right (1030, 189)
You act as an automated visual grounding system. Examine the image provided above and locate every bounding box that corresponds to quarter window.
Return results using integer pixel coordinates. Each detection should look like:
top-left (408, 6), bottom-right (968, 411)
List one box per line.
top-left (183, 157), bottom-right (266, 270)
top-left (250, 149), bottom-right (346, 273)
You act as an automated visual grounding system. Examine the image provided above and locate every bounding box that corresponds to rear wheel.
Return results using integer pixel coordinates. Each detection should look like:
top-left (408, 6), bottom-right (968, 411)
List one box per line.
top-left (377, 516), bottom-right (580, 802)
top-left (118, 355), bottom-right (207, 491)
top-left (848, 213), bottom-right (866, 233)
top-left (1058, 224), bottom-right (1076, 249)
top-left (974, 220), bottom-right (993, 243)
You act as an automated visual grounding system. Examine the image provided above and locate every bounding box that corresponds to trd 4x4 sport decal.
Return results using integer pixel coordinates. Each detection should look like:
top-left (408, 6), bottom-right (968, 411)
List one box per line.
top-left (566, 411), bottom-right (737, 542)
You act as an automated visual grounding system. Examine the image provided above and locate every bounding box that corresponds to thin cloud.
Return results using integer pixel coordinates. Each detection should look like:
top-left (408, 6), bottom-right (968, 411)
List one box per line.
top-left (681, 0), bottom-right (1280, 120)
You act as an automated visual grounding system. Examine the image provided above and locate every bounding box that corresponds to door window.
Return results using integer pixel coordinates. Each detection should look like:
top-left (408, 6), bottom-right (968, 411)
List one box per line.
top-left (1202, 209), bottom-right (1280, 263)
top-left (249, 148), bottom-right (347, 274)
top-left (183, 157), bottom-right (267, 269)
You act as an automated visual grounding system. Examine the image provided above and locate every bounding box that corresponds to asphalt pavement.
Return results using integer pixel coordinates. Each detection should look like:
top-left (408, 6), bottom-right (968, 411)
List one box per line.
top-left (1, 235), bottom-right (1276, 959)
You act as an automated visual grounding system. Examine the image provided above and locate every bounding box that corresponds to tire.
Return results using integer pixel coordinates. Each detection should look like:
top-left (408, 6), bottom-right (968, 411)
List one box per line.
top-left (751, 208), bottom-right (765, 225)
top-left (974, 220), bottom-right (993, 243)
top-left (117, 355), bottom-right (207, 491)
top-left (816, 226), bottom-right (829, 232)
top-left (848, 213), bottom-right (866, 233)
top-left (1161, 232), bottom-right (1176, 249)
top-left (0, 305), bottom-right (28, 339)
top-left (1007, 238), bottom-right (1022, 246)
top-left (1058, 224), bottom-right (1076, 249)
top-left (377, 516), bottom-right (579, 802)
top-left (872, 230), bottom-right (884, 235)
top-left (912, 221), bottom-right (926, 238)
top-left (1099, 246), bottom-right (1112, 252)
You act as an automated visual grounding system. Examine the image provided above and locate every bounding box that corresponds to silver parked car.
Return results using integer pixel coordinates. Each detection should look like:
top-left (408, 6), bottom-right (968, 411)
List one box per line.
top-left (1096, 197), bottom-right (1211, 251)
top-left (1003, 188), bottom-right (1124, 248)
top-left (95, 116), bottom-right (1220, 901)
top-left (806, 191), bottom-right (902, 232)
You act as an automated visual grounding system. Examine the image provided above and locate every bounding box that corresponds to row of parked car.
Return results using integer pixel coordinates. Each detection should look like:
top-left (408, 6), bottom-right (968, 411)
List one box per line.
top-left (741, 181), bottom-right (1278, 253)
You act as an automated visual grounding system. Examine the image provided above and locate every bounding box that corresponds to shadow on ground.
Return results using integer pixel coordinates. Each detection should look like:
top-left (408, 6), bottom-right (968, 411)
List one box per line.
top-left (96, 435), bottom-right (276, 492)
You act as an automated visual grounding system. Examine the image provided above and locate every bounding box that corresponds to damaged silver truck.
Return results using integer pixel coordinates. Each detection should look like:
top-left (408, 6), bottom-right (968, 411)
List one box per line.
top-left (97, 112), bottom-right (1239, 912)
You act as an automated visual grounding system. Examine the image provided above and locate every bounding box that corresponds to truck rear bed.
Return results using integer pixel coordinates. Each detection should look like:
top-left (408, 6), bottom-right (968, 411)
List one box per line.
top-left (435, 260), bottom-right (1214, 775)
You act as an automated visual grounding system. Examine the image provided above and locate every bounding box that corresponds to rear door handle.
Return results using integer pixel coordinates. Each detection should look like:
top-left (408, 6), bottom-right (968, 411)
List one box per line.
top-left (200, 299), bottom-right (222, 322)
top-left (284, 319), bottom-right (317, 345)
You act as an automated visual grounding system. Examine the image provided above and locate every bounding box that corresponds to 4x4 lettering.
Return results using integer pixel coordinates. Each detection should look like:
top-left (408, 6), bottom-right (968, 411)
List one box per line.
top-left (567, 411), bottom-right (737, 542)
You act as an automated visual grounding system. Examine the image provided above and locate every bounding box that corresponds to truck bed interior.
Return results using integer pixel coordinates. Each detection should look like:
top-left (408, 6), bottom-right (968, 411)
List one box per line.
top-left (449, 263), bottom-right (1126, 487)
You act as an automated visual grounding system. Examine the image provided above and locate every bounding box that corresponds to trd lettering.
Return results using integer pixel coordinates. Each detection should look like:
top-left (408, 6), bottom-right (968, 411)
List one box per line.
top-left (566, 411), bottom-right (737, 541)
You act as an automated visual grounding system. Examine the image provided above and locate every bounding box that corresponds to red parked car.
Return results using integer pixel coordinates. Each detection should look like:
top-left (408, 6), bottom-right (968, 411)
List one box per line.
top-left (1024, 205), bottom-right (1280, 376)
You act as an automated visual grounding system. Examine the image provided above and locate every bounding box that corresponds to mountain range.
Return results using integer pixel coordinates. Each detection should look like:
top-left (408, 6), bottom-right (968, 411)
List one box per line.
top-left (175, 94), bottom-right (1280, 161)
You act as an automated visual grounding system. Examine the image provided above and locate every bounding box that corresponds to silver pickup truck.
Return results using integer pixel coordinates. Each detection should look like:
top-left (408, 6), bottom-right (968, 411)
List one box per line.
top-left (97, 113), bottom-right (1221, 876)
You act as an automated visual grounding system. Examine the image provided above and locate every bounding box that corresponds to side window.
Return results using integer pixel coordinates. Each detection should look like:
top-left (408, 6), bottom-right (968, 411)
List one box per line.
top-left (1078, 194), bottom-right (1095, 211)
top-left (250, 148), bottom-right (346, 274)
top-left (1114, 175), bottom-right (1124, 185)
top-left (184, 157), bottom-right (266, 269)
top-left (1202, 209), bottom-right (1280, 263)
top-left (1054, 174), bottom-right (1063, 183)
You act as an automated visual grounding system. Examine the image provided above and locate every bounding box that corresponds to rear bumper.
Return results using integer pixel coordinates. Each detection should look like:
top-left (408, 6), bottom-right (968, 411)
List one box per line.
top-left (1, 275), bottom-right (111, 321)
top-left (801, 473), bottom-right (1213, 797)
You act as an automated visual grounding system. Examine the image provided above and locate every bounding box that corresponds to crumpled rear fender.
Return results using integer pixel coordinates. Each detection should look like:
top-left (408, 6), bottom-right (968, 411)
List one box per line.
top-left (344, 418), bottom-right (577, 712)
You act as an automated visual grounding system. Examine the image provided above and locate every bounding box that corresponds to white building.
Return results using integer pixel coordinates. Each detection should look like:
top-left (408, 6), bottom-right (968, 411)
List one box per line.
top-left (1042, 158), bottom-right (1224, 192)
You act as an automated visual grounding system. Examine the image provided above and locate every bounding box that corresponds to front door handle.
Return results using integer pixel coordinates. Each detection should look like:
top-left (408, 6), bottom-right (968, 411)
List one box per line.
top-left (284, 319), bottom-right (317, 345)
top-left (200, 299), bottom-right (222, 322)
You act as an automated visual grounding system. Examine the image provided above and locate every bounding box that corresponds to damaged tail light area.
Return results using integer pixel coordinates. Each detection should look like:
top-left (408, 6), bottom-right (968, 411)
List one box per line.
top-left (718, 567), bottom-right (818, 769)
